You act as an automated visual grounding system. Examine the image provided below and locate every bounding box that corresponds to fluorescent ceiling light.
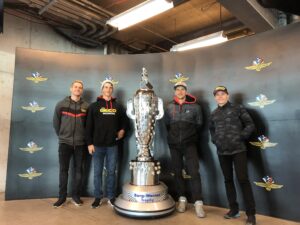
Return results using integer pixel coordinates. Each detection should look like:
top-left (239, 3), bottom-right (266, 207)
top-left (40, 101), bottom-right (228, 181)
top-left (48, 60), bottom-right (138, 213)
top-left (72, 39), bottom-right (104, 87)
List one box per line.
top-left (170, 31), bottom-right (228, 52)
top-left (106, 0), bottom-right (174, 30)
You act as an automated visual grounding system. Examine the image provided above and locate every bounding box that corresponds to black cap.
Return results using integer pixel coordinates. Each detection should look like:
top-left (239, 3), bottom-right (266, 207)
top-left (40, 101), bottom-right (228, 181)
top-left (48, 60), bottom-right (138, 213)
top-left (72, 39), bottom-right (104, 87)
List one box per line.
top-left (213, 86), bottom-right (228, 95)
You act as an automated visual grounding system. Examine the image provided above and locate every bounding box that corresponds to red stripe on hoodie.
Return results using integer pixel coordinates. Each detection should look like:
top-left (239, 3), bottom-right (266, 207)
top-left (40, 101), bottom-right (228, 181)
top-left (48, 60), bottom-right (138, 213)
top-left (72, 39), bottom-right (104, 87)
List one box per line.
top-left (61, 111), bottom-right (86, 118)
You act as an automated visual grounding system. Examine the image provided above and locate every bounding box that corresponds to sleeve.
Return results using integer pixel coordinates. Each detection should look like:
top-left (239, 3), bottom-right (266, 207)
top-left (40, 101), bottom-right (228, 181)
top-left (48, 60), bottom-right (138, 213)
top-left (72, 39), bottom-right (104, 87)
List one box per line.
top-left (208, 115), bottom-right (216, 144)
top-left (118, 104), bottom-right (128, 131)
top-left (239, 105), bottom-right (255, 140)
top-left (53, 102), bottom-right (61, 136)
top-left (164, 104), bottom-right (171, 130)
top-left (85, 104), bottom-right (94, 145)
top-left (195, 104), bottom-right (203, 128)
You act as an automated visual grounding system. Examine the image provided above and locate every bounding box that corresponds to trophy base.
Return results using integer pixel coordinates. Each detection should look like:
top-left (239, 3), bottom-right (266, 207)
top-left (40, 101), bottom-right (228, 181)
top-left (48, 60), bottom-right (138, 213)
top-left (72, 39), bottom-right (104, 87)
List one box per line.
top-left (114, 182), bottom-right (175, 218)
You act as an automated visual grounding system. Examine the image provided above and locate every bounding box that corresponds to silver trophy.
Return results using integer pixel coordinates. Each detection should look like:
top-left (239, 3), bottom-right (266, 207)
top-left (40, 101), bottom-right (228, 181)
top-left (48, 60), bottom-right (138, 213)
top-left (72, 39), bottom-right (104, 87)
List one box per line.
top-left (114, 68), bottom-right (175, 218)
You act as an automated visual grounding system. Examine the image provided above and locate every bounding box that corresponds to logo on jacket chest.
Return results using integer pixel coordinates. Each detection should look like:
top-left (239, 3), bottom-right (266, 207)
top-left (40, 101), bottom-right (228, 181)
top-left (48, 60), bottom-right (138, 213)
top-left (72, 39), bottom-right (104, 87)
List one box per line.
top-left (100, 107), bottom-right (117, 115)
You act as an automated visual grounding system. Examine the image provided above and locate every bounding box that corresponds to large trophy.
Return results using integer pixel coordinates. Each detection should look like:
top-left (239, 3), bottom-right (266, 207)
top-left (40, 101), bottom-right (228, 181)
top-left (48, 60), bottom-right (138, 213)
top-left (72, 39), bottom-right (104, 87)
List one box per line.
top-left (114, 68), bottom-right (175, 218)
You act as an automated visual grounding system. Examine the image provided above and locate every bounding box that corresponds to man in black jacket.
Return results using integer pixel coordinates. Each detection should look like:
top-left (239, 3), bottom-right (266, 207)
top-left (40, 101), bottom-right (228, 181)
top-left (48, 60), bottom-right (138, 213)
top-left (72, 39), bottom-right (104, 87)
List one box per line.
top-left (53, 80), bottom-right (89, 208)
top-left (165, 81), bottom-right (205, 218)
top-left (209, 86), bottom-right (256, 225)
top-left (86, 77), bottom-right (126, 209)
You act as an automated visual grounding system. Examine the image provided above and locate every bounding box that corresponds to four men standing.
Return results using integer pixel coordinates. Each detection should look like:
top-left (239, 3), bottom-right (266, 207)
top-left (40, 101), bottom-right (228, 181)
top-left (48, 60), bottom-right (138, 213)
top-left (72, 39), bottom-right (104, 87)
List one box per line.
top-left (53, 78), bottom-right (256, 225)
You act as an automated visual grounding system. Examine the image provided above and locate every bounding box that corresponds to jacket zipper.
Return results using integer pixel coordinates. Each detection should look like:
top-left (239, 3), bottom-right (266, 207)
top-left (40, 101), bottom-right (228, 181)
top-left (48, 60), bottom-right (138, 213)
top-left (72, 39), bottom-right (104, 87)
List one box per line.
top-left (73, 102), bottom-right (76, 149)
top-left (179, 104), bottom-right (182, 144)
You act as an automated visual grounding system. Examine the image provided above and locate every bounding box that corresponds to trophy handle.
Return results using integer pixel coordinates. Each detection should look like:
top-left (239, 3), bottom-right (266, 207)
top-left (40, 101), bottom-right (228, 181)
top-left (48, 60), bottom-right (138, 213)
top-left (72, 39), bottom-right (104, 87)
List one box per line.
top-left (126, 99), bottom-right (136, 120)
top-left (155, 98), bottom-right (164, 120)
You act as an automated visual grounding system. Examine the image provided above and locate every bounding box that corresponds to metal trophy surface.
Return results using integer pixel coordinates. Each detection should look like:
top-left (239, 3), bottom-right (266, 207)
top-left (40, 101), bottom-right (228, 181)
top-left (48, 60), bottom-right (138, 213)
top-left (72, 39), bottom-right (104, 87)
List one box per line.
top-left (114, 68), bottom-right (175, 218)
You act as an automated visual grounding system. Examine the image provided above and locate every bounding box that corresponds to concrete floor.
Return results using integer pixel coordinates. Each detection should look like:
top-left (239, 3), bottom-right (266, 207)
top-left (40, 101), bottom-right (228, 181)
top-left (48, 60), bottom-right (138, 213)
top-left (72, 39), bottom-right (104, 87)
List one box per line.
top-left (0, 194), bottom-right (299, 225)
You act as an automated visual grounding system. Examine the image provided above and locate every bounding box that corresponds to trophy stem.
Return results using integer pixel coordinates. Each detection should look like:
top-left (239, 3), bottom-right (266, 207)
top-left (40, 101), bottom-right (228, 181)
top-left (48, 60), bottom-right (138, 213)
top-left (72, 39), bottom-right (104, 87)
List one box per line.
top-left (137, 146), bottom-right (152, 161)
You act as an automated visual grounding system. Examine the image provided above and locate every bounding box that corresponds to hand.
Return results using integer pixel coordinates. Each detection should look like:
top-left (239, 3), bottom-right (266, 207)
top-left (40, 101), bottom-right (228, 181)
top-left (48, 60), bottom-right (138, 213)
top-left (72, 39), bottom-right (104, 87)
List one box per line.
top-left (88, 145), bottom-right (95, 155)
top-left (117, 129), bottom-right (125, 140)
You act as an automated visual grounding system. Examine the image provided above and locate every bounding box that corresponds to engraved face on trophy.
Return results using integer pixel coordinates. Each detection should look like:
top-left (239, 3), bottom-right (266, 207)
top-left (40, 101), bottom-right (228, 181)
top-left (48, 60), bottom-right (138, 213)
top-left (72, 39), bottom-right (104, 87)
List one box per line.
top-left (126, 68), bottom-right (164, 161)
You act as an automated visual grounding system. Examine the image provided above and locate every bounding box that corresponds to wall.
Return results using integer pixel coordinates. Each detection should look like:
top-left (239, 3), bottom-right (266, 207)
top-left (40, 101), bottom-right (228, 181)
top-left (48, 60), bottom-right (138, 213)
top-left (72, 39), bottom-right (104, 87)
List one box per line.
top-left (5, 23), bottom-right (300, 221)
top-left (0, 13), bottom-right (104, 192)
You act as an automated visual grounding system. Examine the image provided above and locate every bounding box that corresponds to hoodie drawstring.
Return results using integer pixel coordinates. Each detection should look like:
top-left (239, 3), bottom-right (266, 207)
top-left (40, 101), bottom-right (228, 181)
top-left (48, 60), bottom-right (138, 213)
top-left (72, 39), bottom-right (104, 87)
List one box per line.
top-left (105, 100), bottom-right (113, 109)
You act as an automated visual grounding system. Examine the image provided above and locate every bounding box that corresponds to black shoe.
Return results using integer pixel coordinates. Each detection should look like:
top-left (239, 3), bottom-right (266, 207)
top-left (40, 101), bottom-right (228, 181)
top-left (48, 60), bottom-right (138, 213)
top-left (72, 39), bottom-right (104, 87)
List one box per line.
top-left (72, 196), bottom-right (83, 206)
top-left (246, 215), bottom-right (256, 225)
top-left (91, 198), bottom-right (102, 209)
top-left (53, 197), bottom-right (66, 208)
top-left (108, 198), bottom-right (115, 207)
top-left (224, 210), bottom-right (240, 219)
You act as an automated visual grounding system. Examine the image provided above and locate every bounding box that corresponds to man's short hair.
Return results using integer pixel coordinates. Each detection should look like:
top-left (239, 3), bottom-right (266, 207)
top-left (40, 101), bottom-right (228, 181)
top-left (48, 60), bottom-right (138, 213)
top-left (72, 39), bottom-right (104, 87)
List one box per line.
top-left (71, 80), bottom-right (84, 87)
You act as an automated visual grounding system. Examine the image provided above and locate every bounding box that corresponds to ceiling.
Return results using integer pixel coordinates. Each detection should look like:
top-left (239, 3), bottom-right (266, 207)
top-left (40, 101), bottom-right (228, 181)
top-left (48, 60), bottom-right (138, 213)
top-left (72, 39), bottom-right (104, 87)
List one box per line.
top-left (4, 0), bottom-right (281, 53)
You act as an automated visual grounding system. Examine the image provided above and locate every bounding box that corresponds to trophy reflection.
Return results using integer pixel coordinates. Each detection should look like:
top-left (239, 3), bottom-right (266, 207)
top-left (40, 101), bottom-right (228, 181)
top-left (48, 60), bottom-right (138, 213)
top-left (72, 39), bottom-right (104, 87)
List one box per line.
top-left (114, 68), bottom-right (175, 218)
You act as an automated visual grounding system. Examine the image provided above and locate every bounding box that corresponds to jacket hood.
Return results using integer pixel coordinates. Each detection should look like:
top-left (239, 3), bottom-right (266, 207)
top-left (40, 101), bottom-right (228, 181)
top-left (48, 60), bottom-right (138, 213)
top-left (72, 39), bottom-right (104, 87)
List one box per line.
top-left (97, 95), bottom-right (116, 102)
top-left (218, 101), bottom-right (231, 109)
top-left (97, 96), bottom-right (116, 109)
top-left (173, 94), bottom-right (196, 105)
top-left (64, 96), bottom-right (84, 104)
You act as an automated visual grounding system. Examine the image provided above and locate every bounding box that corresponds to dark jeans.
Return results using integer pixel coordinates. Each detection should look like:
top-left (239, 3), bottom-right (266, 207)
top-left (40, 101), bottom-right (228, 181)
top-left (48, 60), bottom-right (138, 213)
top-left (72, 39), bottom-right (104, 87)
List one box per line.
top-left (58, 143), bottom-right (86, 198)
top-left (218, 151), bottom-right (256, 216)
top-left (93, 145), bottom-right (118, 199)
top-left (169, 143), bottom-right (203, 202)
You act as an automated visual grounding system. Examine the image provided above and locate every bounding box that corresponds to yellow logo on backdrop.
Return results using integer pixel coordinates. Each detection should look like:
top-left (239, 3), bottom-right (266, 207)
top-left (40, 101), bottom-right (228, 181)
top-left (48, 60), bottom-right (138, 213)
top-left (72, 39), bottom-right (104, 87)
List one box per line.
top-left (26, 72), bottom-right (48, 83)
top-left (254, 176), bottom-right (283, 191)
top-left (19, 141), bottom-right (43, 154)
top-left (22, 101), bottom-right (46, 113)
top-left (245, 57), bottom-right (272, 72)
top-left (18, 167), bottom-right (43, 180)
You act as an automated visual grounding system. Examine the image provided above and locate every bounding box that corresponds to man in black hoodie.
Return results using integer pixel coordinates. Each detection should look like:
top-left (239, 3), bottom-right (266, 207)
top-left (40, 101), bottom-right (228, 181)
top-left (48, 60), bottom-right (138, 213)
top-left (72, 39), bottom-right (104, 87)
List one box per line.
top-left (53, 80), bottom-right (89, 208)
top-left (209, 86), bottom-right (256, 225)
top-left (165, 81), bottom-right (205, 218)
top-left (86, 77), bottom-right (126, 209)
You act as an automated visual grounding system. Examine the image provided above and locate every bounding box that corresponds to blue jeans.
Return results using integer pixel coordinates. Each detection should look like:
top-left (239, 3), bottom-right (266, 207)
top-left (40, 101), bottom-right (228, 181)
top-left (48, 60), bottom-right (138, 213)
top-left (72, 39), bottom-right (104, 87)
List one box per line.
top-left (93, 145), bottom-right (118, 199)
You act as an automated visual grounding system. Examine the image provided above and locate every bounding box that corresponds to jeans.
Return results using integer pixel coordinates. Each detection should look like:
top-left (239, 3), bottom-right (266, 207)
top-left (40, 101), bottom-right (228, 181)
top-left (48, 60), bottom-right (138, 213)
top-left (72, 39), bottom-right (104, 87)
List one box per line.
top-left (169, 143), bottom-right (203, 202)
top-left (93, 145), bottom-right (118, 199)
top-left (58, 143), bottom-right (86, 198)
top-left (218, 151), bottom-right (256, 216)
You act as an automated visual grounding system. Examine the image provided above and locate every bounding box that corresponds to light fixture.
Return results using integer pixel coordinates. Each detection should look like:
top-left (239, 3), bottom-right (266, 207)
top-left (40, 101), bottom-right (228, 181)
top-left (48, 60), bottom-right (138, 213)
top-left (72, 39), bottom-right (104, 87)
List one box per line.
top-left (170, 31), bottom-right (228, 52)
top-left (106, 0), bottom-right (174, 30)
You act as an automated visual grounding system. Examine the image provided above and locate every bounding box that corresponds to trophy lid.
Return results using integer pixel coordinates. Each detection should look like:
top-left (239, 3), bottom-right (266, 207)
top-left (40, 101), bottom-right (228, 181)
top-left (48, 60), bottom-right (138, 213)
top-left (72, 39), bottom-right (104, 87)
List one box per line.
top-left (140, 67), bottom-right (153, 90)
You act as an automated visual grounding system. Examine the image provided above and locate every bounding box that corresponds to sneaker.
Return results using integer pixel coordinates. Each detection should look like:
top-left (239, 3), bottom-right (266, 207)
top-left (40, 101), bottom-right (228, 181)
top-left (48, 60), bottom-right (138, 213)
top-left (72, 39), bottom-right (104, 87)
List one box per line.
top-left (91, 198), bottom-right (102, 209)
top-left (194, 200), bottom-right (206, 218)
top-left (72, 196), bottom-right (83, 206)
top-left (224, 209), bottom-right (240, 219)
top-left (53, 197), bottom-right (66, 208)
top-left (177, 196), bottom-right (187, 213)
top-left (246, 215), bottom-right (256, 225)
top-left (108, 198), bottom-right (115, 207)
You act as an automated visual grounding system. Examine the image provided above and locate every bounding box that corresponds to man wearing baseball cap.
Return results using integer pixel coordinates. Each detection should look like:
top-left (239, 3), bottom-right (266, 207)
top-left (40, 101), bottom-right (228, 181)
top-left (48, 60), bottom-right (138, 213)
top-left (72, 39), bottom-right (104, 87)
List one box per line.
top-left (86, 77), bottom-right (127, 209)
top-left (209, 86), bottom-right (256, 225)
top-left (165, 80), bottom-right (205, 218)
